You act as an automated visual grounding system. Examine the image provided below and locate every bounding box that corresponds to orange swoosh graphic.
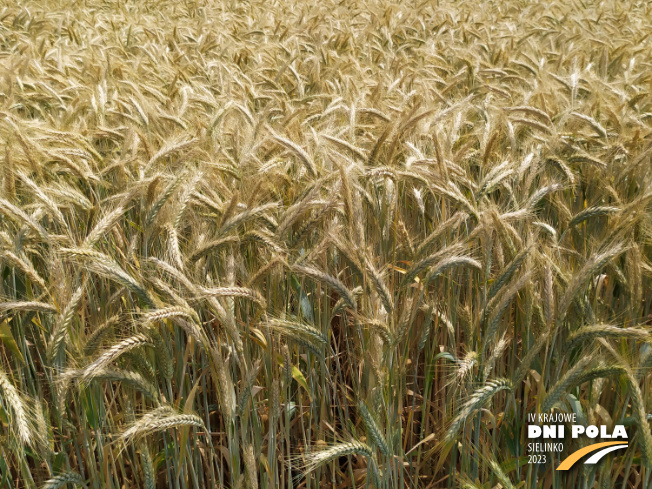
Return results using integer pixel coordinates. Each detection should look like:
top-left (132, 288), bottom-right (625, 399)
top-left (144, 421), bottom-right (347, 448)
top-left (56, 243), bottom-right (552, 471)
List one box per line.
top-left (557, 442), bottom-right (628, 470)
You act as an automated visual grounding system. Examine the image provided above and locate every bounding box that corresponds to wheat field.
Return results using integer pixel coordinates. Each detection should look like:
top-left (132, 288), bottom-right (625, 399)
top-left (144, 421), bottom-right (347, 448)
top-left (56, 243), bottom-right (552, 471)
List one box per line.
top-left (0, 0), bottom-right (651, 487)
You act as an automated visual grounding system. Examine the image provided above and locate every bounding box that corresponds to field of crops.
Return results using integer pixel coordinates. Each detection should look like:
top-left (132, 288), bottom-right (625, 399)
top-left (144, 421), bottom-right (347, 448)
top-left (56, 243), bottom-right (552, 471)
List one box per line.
top-left (0, 0), bottom-right (651, 487)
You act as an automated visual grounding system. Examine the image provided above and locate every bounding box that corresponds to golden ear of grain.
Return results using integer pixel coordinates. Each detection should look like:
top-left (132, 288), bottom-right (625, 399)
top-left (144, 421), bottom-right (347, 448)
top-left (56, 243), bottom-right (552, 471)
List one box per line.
top-left (0, 368), bottom-right (32, 446)
top-left (443, 379), bottom-right (511, 445)
top-left (41, 472), bottom-right (85, 489)
top-left (301, 440), bottom-right (374, 473)
top-left (557, 244), bottom-right (626, 324)
top-left (47, 281), bottom-right (86, 367)
top-left (292, 264), bottom-right (357, 310)
top-left (358, 401), bottom-right (390, 456)
top-left (81, 334), bottom-right (151, 383)
top-left (269, 130), bottom-right (317, 177)
top-left (3, 143), bottom-right (15, 201)
top-left (540, 356), bottom-right (593, 412)
top-left (119, 406), bottom-right (205, 445)
top-left (0, 199), bottom-right (49, 240)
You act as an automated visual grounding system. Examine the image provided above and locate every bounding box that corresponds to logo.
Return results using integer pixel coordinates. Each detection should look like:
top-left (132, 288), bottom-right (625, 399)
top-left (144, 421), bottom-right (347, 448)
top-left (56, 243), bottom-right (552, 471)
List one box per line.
top-left (526, 412), bottom-right (629, 469)
top-left (556, 442), bottom-right (628, 470)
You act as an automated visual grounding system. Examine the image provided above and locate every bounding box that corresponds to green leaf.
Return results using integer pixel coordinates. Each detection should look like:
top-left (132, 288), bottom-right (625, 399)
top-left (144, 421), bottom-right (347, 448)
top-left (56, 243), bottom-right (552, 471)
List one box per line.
top-left (0, 320), bottom-right (24, 364)
top-left (291, 274), bottom-right (313, 322)
top-left (292, 366), bottom-right (311, 400)
top-left (433, 352), bottom-right (456, 363)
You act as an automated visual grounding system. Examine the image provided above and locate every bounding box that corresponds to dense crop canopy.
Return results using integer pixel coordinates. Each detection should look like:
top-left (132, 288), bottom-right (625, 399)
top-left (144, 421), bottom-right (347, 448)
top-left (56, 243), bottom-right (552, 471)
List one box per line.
top-left (0, 0), bottom-right (651, 488)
